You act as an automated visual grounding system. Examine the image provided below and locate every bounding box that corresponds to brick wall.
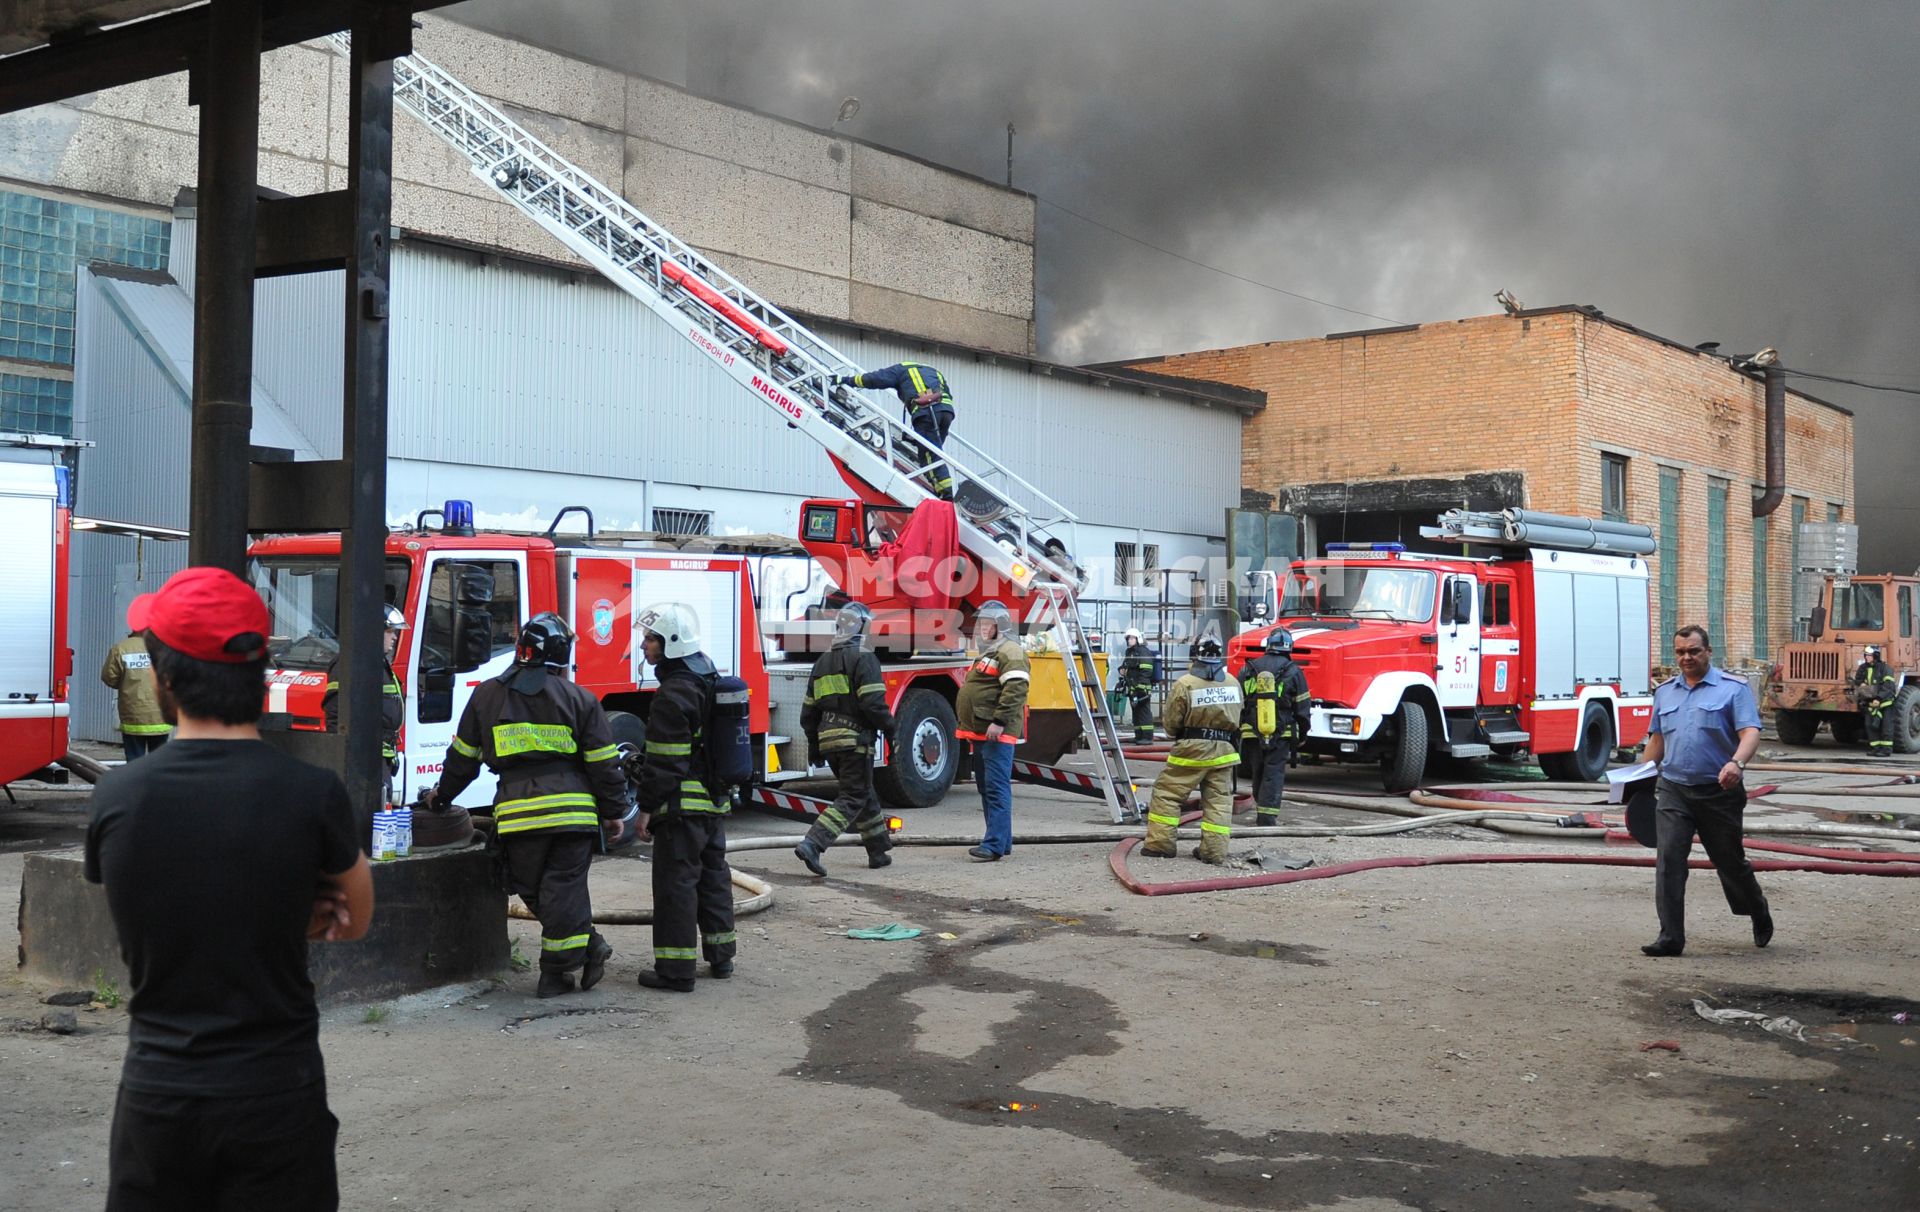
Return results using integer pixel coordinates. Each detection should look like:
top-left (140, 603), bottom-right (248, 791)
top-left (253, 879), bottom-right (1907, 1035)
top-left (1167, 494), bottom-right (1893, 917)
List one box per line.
top-left (1129, 309), bottom-right (1855, 665)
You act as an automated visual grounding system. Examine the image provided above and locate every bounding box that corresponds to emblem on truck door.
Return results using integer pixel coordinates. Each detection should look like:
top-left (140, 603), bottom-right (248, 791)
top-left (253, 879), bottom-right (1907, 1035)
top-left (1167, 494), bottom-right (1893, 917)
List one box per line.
top-left (592, 599), bottom-right (616, 645)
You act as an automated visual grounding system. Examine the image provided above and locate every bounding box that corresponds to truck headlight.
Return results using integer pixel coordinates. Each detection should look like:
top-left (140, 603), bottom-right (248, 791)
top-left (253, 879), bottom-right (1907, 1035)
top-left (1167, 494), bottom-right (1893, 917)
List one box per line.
top-left (1329, 715), bottom-right (1361, 736)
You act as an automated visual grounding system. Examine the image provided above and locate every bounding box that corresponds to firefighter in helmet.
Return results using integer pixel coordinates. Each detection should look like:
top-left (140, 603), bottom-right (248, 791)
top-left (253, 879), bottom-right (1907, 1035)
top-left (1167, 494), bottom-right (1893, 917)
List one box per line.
top-left (830, 361), bottom-right (956, 499)
top-left (1141, 632), bottom-right (1242, 864)
top-left (1239, 627), bottom-right (1312, 826)
top-left (427, 613), bottom-right (630, 998)
top-left (322, 603), bottom-right (408, 805)
top-left (631, 603), bottom-right (736, 992)
top-left (1852, 644), bottom-right (1899, 756)
top-left (794, 602), bottom-right (899, 877)
top-left (1118, 627), bottom-right (1159, 745)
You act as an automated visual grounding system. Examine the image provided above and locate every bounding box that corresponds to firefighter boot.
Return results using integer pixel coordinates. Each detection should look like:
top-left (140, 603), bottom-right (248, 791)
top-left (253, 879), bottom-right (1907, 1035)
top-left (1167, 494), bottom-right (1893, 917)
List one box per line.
top-left (537, 970), bottom-right (576, 999)
top-left (1254, 812), bottom-right (1280, 828)
top-left (868, 846), bottom-right (893, 869)
top-left (580, 934), bottom-right (613, 992)
top-left (794, 839), bottom-right (829, 877)
top-left (638, 969), bottom-right (695, 993)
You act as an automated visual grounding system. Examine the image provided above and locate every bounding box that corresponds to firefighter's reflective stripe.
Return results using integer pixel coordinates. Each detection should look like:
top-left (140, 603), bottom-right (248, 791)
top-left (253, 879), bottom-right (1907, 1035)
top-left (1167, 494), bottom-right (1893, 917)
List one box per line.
top-left (655, 945), bottom-right (699, 961)
top-left (542, 933), bottom-right (590, 952)
top-left (1199, 820), bottom-right (1233, 836)
top-left (581, 744), bottom-right (620, 763)
top-left (705, 931), bottom-right (737, 946)
top-left (811, 673), bottom-right (852, 698)
top-left (450, 735), bottom-right (481, 758)
top-left (1146, 812), bottom-right (1183, 828)
top-left (491, 721), bottom-right (578, 757)
top-left (673, 779), bottom-right (723, 813)
top-left (121, 722), bottom-right (173, 735)
top-left (857, 682), bottom-right (885, 697)
top-left (1166, 751), bottom-right (1240, 768)
top-left (646, 740), bottom-right (692, 756)
top-left (494, 792), bottom-right (601, 834)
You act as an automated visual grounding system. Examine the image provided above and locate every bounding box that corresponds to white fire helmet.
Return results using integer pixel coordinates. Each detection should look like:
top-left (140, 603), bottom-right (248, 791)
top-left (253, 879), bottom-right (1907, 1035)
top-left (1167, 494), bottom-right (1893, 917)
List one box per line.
top-left (1124, 628), bottom-right (1142, 644)
top-left (637, 602), bottom-right (702, 660)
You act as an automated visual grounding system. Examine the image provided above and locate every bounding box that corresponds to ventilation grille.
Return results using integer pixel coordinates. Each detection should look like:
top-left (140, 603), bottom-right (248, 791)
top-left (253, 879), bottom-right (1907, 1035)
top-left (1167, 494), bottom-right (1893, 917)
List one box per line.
top-left (652, 508), bottom-right (712, 536)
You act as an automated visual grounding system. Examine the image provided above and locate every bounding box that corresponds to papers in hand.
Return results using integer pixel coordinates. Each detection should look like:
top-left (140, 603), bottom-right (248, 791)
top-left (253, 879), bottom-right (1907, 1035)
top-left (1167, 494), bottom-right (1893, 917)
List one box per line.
top-left (1606, 760), bottom-right (1659, 804)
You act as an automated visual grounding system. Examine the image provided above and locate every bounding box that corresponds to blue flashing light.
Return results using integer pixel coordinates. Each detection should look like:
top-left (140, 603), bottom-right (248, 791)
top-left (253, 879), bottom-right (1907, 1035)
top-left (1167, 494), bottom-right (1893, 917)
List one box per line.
top-left (1325, 542), bottom-right (1405, 553)
top-left (444, 499), bottom-right (475, 535)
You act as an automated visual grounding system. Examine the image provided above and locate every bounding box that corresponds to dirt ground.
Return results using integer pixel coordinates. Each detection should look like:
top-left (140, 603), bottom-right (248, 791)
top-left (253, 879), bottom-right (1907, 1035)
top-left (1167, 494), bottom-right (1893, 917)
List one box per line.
top-left (2, 736), bottom-right (1916, 1211)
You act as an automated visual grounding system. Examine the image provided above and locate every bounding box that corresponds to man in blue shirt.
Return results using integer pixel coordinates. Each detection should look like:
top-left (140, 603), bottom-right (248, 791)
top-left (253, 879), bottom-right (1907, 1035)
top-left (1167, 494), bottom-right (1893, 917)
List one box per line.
top-left (830, 361), bottom-right (956, 499)
top-left (1639, 624), bottom-right (1771, 957)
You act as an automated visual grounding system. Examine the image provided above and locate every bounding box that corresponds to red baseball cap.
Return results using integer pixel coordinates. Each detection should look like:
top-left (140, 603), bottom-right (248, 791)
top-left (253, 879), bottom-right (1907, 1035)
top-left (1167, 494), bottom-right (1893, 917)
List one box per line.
top-left (128, 567), bottom-right (270, 663)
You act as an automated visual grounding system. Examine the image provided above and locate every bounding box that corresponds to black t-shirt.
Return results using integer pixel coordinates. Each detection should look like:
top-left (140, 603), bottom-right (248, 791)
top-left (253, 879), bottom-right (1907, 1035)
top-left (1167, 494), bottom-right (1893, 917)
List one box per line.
top-left (84, 739), bottom-right (359, 1096)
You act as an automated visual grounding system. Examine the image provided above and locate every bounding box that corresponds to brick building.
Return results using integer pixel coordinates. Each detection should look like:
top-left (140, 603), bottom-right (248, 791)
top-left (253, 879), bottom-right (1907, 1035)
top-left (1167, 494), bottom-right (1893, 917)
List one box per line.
top-left (1121, 306), bottom-right (1855, 666)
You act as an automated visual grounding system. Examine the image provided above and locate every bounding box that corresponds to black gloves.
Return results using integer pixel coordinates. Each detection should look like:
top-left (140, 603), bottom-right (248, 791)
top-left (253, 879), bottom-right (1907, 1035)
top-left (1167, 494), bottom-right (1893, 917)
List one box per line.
top-left (829, 373), bottom-right (852, 387)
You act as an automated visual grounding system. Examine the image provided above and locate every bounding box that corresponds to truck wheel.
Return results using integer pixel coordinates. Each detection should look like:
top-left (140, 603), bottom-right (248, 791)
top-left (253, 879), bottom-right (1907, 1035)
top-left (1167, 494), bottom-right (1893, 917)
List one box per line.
top-left (874, 689), bottom-right (959, 809)
top-left (1559, 702), bottom-right (1616, 782)
top-left (605, 709), bottom-right (646, 754)
top-left (1773, 708), bottom-right (1819, 746)
top-left (1380, 703), bottom-right (1428, 793)
top-left (1893, 686), bottom-right (1920, 754)
top-left (1829, 714), bottom-right (1864, 746)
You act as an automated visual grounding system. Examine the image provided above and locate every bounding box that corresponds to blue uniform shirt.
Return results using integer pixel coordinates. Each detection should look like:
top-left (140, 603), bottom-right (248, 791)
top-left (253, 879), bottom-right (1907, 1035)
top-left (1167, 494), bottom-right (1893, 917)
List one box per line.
top-left (850, 362), bottom-right (953, 412)
top-left (1649, 665), bottom-right (1762, 786)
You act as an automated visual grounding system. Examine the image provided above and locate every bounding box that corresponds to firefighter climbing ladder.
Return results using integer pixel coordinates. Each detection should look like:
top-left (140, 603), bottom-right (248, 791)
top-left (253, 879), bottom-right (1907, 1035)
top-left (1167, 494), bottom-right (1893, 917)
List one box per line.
top-left (330, 35), bottom-right (1138, 816)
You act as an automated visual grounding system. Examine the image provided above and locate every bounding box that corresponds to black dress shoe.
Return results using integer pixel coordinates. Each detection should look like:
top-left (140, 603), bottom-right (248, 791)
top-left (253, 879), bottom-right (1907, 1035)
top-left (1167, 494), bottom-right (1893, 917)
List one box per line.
top-left (637, 969), bottom-right (695, 993)
top-left (1640, 940), bottom-right (1685, 957)
top-left (1752, 911), bottom-right (1774, 949)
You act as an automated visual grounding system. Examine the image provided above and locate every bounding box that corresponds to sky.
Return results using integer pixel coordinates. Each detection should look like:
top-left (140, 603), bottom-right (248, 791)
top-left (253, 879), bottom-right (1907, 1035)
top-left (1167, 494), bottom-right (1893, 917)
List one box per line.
top-left (456, 0), bottom-right (1920, 574)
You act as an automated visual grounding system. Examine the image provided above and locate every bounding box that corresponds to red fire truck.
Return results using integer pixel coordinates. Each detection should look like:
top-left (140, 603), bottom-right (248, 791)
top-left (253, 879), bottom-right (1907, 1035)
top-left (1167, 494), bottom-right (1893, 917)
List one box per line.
top-left (246, 501), bottom-right (1092, 818)
top-left (1228, 513), bottom-right (1656, 791)
top-left (0, 444), bottom-right (73, 787)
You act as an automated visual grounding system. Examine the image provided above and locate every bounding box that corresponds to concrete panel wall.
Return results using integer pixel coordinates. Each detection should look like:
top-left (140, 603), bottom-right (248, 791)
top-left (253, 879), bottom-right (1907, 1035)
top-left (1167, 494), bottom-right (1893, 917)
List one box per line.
top-left (0, 15), bottom-right (1037, 355)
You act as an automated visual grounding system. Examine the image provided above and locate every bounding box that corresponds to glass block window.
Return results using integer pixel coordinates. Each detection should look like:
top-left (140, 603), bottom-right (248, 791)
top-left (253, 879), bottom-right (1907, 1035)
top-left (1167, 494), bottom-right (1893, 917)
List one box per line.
top-left (0, 374), bottom-right (74, 434)
top-left (0, 190), bottom-right (171, 370)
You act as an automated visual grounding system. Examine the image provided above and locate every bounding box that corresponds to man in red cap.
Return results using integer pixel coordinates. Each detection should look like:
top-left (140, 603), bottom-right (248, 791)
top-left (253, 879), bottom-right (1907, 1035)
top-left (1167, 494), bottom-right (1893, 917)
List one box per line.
top-left (85, 566), bottom-right (373, 1211)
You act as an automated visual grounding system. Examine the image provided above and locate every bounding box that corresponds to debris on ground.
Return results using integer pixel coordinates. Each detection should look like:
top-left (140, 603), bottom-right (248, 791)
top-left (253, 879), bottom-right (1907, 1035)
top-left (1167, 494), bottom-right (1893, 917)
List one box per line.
top-left (1691, 999), bottom-right (1864, 1048)
top-left (1640, 1039), bottom-right (1682, 1052)
top-left (40, 1009), bottom-right (77, 1034)
top-left (42, 990), bottom-right (92, 1007)
top-left (1235, 849), bottom-right (1314, 870)
top-left (846, 923), bottom-right (922, 941)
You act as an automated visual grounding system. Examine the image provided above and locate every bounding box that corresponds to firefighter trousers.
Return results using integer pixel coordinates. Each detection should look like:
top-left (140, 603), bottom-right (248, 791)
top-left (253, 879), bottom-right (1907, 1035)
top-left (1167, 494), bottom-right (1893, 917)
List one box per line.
top-left (1242, 738), bottom-right (1290, 817)
top-left (650, 813), bottom-right (736, 981)
top-left (910, 407), bottom-right (955, 497)
top-left (1867, 702), bottom-right (1896, 754)
top-left (1143, 762), bottom-right (1236, 862)
top-left (502, 832), bottom-right (602, 974)
top-left (1129, 691), bottom-right (1155, 744)
top-left (805, 748), bottom-right (893, 856)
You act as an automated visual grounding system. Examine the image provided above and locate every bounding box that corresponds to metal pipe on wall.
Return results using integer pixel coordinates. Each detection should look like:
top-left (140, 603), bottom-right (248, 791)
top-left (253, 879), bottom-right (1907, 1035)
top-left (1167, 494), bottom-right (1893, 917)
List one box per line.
top-left (1753, 364), bottom-right (1786, 517)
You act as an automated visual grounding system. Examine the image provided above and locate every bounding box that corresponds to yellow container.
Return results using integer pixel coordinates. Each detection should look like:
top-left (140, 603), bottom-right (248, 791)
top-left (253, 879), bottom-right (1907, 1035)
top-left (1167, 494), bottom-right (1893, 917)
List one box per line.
top-left (1024, 650), bottom-right (1109, 711)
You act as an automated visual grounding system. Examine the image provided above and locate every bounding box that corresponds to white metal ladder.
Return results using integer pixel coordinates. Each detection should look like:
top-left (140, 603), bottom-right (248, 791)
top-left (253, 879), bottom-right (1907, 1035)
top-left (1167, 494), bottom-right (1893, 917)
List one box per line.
top-left (1032, 583), bottom-right (1141, 824)
top-left (326, 34), bottom-right (1077, 594)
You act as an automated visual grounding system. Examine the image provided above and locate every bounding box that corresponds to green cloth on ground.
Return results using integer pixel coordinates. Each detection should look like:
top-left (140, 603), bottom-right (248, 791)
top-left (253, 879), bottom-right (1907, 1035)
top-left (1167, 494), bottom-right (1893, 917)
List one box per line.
top-left (847, 923), bottom-right (922, 941)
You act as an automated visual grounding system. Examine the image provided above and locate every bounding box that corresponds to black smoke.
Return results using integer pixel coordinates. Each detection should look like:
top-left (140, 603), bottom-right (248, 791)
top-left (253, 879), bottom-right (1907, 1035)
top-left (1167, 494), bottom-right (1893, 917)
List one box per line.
top-left (453, 0), bottom-right (1920, 574)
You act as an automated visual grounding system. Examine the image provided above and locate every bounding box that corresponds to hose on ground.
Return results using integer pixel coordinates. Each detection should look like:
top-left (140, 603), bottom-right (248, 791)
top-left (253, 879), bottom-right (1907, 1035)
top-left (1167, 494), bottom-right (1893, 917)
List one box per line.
top-left (58, 751), bottom-right (109, 785)
top-left (509, 868), bottom-right (774, 926)
top-left (1404, 788), bottom-right (1920, 843)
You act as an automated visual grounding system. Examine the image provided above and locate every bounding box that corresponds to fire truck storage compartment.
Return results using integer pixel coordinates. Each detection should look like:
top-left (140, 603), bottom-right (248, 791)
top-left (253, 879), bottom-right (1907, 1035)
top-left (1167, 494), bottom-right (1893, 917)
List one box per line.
top-left (1529, 550), bottom-right (1651, 698)
top-left (0, 461), bottom-right (57, 704)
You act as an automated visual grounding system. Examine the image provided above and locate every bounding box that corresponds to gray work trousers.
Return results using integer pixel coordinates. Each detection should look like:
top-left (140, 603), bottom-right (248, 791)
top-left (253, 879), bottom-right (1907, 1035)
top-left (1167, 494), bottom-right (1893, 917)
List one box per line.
top-left (1653, 777), bottom-right (1768, 947)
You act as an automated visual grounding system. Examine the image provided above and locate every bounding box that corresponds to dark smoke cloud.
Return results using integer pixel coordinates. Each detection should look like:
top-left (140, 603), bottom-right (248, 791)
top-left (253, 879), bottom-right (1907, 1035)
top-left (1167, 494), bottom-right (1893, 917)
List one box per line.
top-left (454, 0), bottom-right (1920, 573)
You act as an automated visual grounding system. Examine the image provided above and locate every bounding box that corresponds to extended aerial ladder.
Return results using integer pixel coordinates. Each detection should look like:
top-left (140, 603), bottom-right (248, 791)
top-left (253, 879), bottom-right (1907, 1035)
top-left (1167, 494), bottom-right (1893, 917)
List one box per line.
top-left (328, 36), bottom-right (1139, 822)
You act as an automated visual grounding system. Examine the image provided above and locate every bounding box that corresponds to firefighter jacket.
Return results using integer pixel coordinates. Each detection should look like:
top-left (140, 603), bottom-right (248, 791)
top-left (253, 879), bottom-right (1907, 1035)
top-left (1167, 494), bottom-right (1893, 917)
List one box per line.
top-left (1119, 642), bottom-right (1158, 695)
top-left (802, 642), bottom-right (896, 754)
top-left (322, 656), bottom-right (405, 762)
top-left (850, 361), bottom-right (953, 415)
top-left (439, 674), bottom-right (628, 836)
top-left (635, 652), bottom-right (727, 817)
top-left (1163, 665), bottom-right (1243, 770)
top-left (1852, 659), bottom-right (1897, 705)
top-left (956, 637), bottom-right (1030, 743)
top-left (1239, 654), bottom-right (1311, 743)
top-left (100, 635), bottom-right (167, 735)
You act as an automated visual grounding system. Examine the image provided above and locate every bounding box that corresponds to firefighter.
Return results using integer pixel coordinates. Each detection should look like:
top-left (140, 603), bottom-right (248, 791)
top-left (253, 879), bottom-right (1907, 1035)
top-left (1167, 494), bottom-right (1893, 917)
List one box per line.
top-left (1852, 645), bottom-right (1899, 756)
top-left (1239, 627), bottom-right (1312, 826)
top-left (830, 361), bottom-right (956, 499)
top-left (100, 627), bottom-right (170, 760)
top-left (955, 600), bottom-right (1029, 862)
top-left (1118, 627), bottom-right (1159, 745)
top-left (794, 602), bottom-right (899, 877)
top-left (1141, 634), bottom-right (1242, 863)
top-left (427, 613), bottom-right (629, 999)
top-left (632, 603), bottom-right (736, 992)
top-left (323, 603), bottom-right (407, 804)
